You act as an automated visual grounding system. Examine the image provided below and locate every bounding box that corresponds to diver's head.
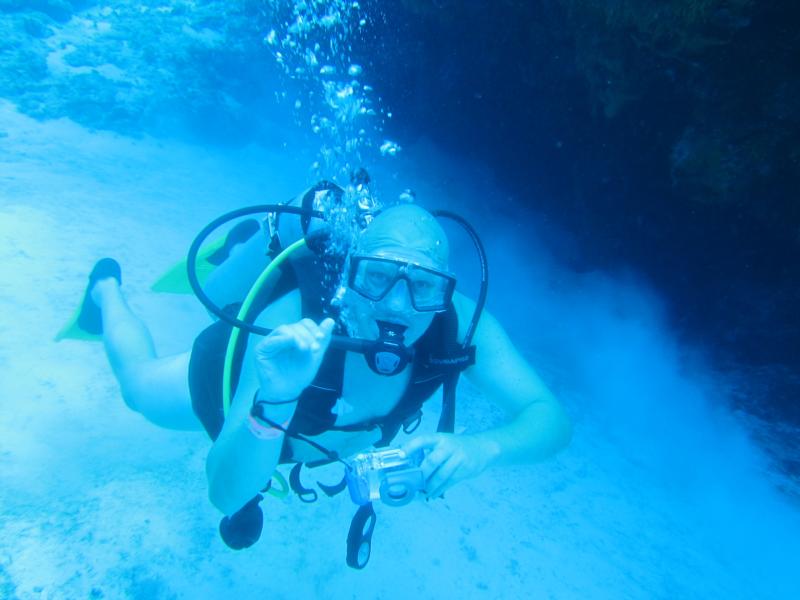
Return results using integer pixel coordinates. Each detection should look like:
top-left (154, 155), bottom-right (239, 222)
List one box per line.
top-left (342, 203), bottom-right (454, 345)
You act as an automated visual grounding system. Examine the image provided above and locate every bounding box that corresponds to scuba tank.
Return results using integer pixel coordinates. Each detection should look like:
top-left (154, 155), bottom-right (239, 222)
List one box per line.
top-left (270, 180), bottom-right (349, 321)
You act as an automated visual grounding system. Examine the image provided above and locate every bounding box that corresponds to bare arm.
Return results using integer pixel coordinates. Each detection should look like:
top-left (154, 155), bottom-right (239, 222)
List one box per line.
top-left (404, 292), bottom-right (571, 497)
top-left (205, 348), bottom-right (290, 516)
top-left (455, 292), bottom-right (572, 466)
top-left (205, 291), bottom-right (335, 515)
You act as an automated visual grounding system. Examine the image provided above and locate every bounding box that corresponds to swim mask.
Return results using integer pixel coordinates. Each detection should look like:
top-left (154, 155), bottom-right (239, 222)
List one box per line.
top-left (348, 255), bottom-right (456, 312)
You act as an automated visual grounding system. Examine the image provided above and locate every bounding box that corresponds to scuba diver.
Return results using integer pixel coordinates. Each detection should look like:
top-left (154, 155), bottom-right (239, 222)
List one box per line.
top-left (60, 176), bottom-right (572, 568)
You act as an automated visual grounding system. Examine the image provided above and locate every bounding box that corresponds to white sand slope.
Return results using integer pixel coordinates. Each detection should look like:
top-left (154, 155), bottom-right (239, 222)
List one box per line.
top-left (1, 101), bottom-right (799, 599)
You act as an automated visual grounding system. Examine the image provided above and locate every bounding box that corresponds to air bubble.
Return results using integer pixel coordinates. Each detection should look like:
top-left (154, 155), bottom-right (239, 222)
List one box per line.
top-left (398, 189), bottom-right (416, 203)
top-left (321, 13), bottom-right (340, 28)
top-left (268, 0), bottom-right (395, 185)
top-left (305, 49), bottom-right (319, 66)
top-left (379, 140), bottom-right (401, 156)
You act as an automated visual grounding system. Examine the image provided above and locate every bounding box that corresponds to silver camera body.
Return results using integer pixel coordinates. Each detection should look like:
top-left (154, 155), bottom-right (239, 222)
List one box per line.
top-left (346, 448), bottom-right (425, 507)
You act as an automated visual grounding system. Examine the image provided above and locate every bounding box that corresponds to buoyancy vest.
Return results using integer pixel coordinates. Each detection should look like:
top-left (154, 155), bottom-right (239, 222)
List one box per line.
top-left (283, 303), bottom-right (467, 456)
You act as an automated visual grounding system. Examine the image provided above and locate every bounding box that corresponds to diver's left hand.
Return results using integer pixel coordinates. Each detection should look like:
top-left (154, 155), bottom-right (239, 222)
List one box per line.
top-left (402, 433), bottom-right (499, 499)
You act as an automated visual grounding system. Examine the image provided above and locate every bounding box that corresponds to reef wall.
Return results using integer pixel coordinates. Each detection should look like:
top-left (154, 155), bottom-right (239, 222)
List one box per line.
top-left (382, 2), bottom-right (799, 416)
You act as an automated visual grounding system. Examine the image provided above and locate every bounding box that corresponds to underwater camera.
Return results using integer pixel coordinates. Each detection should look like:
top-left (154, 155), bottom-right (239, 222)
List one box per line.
top-left (346, 448), bottom-right (425, 507)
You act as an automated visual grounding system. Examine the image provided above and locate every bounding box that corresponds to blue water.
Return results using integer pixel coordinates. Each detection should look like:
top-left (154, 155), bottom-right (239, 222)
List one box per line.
top-left (1, 2), bottom-right (799, 598)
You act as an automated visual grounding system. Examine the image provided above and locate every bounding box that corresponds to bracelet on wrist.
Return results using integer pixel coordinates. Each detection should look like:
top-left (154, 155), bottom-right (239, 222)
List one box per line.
top-left (246, 413), bottom-right (289, 440)
top-left (247, 392), bottom-right (294, 441)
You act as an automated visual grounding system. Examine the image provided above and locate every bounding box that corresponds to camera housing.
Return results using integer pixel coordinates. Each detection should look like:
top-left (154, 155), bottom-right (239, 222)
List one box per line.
top-left (346, 448), bottom-right (425, 507)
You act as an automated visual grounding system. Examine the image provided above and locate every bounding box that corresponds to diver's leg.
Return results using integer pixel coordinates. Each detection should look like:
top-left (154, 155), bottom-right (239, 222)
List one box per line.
top-left (92, 277), bottom-right (201, 431)
top-left (204, 231), bottom-right (271, 309)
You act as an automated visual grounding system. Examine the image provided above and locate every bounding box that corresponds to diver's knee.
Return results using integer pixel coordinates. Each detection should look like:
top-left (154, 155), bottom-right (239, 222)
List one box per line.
top-left (116, 364), bottom-right (159, 413)
top-left (118, 384), bottom-right (145, 413)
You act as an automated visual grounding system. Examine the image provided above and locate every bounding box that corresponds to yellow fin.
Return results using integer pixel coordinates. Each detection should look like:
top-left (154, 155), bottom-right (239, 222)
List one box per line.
top-left (54, 299), bottom-right (101, 342)
top-left (150, 237), bottom-right (226, 294)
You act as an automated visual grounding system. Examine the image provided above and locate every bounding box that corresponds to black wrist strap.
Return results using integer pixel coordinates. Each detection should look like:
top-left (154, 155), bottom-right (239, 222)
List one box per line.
top-left (252, 390), bottom-right (298, 406)
top-left (250, 392), bottom-right (344, 466)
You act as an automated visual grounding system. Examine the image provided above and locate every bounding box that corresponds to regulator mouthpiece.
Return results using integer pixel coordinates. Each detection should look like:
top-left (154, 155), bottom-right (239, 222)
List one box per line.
top-left (364, 321), bottom-right (412, 376)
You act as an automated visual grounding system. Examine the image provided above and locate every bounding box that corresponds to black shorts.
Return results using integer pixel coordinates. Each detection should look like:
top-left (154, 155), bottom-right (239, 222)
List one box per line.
top-left (189, 319), bottom-right (236, 441)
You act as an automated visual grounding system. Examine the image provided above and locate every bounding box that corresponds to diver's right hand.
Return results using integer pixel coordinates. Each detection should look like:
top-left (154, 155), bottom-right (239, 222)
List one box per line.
top-left (253, 318), bottom-right (335, 401)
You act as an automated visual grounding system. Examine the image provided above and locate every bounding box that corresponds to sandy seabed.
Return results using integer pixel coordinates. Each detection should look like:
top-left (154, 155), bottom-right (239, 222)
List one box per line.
top-left (1, 101), bottom-right (799, 599)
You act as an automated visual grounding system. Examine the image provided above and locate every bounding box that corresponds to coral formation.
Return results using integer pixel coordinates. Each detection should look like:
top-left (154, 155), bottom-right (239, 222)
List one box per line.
top-left (0, 1), bottom-right (277, 138)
